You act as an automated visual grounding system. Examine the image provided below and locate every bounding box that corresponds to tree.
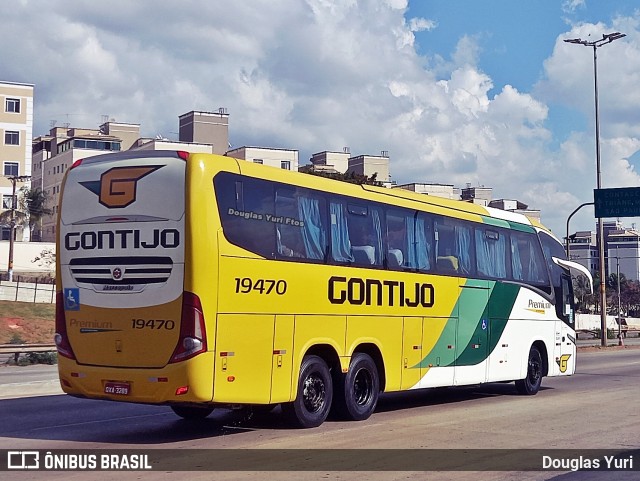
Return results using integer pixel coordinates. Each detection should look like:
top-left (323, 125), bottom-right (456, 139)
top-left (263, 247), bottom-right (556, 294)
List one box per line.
top-left (0, 187), bottom-right (52, 240)
top-left (573, 274), bottom-right (594, 313)
top-left (298, 165), bottom-right (383, 186)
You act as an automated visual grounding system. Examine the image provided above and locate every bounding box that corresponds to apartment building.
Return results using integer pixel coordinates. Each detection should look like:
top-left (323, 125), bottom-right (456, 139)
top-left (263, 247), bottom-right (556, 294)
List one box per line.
top-left (394, 182), bottom-right (461, 200)
top-left (309, 150), bottom-right (351, 174)
top-left (488, 199), bottom-right (541, 223)
top-left (607, 225), bottom-right (640, 282)
top-left (31, 108), bottom-right (235, 241)
top-left (346, 152), bottom-right (390, 183)
top-left (226, 146), bottom-right (299, 171)
top-left (32, 122), bottom-right (137, 241)
top-left (179, 110), bottom-right (229, 154)
top-left (1, 81), bottom-right (34, 241)
top-left (565, 220), bottom-right (640, 280)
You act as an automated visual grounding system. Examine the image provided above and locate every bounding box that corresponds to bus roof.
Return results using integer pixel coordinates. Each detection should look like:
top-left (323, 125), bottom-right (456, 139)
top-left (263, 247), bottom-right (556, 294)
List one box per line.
top-left (193, 152), bottom-right (541, 232)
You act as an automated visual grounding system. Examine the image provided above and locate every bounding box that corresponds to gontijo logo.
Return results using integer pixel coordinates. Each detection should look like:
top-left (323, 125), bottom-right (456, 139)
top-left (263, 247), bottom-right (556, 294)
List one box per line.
top-left (80, 165), bottom-right (163, 208)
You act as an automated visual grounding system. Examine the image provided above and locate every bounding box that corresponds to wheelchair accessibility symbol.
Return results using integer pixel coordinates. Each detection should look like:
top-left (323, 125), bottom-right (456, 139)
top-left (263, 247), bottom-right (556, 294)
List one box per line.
top-left (64, 288), bottom-right (80, 311)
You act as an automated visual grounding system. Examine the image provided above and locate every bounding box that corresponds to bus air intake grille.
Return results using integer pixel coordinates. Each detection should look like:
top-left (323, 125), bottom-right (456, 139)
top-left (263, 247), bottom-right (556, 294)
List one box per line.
top-left (69, 256), bottom-right (173, 291)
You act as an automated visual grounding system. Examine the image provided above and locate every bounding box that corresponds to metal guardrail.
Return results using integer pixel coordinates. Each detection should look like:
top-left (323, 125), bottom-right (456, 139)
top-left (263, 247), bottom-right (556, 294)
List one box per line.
top-left (0, 343), bottom-right (57, 364)
top-left (0, 343), bottom-right (57, 354)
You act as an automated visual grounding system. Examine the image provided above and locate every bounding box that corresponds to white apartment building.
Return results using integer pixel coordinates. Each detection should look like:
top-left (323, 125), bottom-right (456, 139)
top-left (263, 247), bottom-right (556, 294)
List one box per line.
top-left (1, 81), bottom-right (34, 241)
top-left (309, 150), bottom-right (351, 174)
top-left (394, 182), bottom-right (461, 200)
top-left (32, 122), bottom-right (136, 241)
top-left (347, 152), bottom-right (390, 183)
top-left (607, 226), bottom-right (640, 282)
top-left (226, 146), bottom-right (299, 172)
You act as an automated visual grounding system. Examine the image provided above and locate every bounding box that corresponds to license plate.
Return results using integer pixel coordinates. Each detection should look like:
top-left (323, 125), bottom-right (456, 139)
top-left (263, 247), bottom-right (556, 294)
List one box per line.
top-left (104, 382), bottom-right (130, 396)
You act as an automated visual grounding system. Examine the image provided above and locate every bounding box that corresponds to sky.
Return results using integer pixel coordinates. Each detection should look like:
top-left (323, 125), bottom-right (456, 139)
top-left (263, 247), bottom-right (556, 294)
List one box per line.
top-left (2, 0), bottom-right (640, 238)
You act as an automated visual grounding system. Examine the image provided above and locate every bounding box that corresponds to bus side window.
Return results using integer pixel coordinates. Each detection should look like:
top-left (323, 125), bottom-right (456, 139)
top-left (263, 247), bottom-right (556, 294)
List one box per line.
top-left (214, 173), bottom-right (276, 258)
top-left (275, 188), bottom-right (327, 261)
top-left (415, 213), bottom-right (434, 272)
top-left (330, 201), bottom-right (355, 263)
top-left (386, 210), bottom-right (407, 270)
top-left (347, 203), bottom-right (383, 267)
top-left (385, 209), bottom-right (433, 271)
top-left (475, 227), bottom-right (507, 279)
top-left (435, 218), bottom-right (473, 276)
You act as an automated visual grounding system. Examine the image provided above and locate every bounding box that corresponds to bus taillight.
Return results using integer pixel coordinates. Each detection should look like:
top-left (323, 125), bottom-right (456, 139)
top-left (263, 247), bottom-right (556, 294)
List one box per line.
top-left (169, 292), bottom-right (207, 363)
top-left (54, 292), bottom-right (76, 360)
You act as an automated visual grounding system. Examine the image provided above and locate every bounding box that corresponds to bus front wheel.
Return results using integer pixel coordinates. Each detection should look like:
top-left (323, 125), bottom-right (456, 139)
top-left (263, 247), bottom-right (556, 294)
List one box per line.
top-left (170, 405), bottom-right (214, 419)
top-left (515, 345), bottom-right (543, 395)
top-left (333, 352), bottom-right (379, 421)
top-left (283, 355), bottom-right (333, 428)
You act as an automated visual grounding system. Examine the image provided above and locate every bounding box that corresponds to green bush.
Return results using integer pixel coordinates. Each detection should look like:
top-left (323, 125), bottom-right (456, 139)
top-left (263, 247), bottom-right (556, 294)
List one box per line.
top-left (26, 352), bottom-right (58, 365)
top-left (8, 333), bottom-right (25, 344)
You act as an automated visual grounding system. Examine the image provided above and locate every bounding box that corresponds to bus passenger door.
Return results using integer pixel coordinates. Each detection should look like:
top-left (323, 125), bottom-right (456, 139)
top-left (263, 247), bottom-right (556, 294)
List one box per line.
top-left (555, 273), bottom-right (577, 376)
top-left (455, 280), bottom-right (490, 386)
top-left (213, 314), bottom-right (274, 404)
top-left (401, 317), bottom-right (422, 389)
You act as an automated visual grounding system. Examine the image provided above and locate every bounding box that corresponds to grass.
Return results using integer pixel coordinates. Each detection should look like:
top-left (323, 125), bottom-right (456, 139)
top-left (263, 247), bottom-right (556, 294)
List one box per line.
top-left (0, 300), bottom-right (55, 344)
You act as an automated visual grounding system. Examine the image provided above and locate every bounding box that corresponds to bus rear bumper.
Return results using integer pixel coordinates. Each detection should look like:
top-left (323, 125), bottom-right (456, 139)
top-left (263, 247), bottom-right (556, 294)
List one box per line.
top-left (57, 352), bottom-right (214, 404)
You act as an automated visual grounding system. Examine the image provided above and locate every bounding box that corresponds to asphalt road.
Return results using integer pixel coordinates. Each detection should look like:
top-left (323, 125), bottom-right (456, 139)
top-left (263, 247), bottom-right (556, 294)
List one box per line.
top-left (0, 347), bottom-right (639, 480)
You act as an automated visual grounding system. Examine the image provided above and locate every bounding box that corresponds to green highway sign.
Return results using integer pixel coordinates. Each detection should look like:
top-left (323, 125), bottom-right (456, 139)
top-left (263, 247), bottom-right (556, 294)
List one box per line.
top-left (594, 187), bottom-right (640, 218)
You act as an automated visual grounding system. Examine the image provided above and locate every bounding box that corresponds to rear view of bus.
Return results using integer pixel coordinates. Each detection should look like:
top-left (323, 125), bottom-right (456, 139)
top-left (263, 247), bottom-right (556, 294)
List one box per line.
top-left (55, 151), bottom-right (212, 413)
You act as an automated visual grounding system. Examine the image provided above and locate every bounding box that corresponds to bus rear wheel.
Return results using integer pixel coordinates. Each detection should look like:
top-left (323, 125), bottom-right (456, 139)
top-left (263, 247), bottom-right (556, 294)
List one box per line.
top-left (282, 355), bottom-right (333, 428)
top-left (333, 353), bottom-right (379, 421)
top-left (515, 345), bottom-right (543, 395)
top-left (171, 405), bottom-right (214, 419)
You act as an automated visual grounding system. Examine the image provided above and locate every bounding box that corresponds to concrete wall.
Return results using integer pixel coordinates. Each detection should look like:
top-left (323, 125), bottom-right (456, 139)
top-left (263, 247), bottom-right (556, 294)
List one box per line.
top-left (576, 313), bottom-right (640, 330)
top-left (0, 241), bottom-right (55, 273)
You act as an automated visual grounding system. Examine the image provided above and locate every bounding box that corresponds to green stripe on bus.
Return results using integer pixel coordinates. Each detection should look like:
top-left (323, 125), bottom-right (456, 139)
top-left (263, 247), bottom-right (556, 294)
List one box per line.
top-left (455, 282), bottom-right (520, 366)
top-left (480, 216), bottom-right (510, 229)
top-left (507, 221), bottom-right (536, 233)
top-left (417, 281), bottom-right (521, 368)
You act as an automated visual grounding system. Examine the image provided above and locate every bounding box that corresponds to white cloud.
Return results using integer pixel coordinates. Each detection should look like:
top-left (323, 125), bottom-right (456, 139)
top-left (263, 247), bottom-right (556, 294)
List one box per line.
top-left (409, 17), bottom-right (437, 32)
top-left (2, 2), bottom-right (640, 236)
top-left (562, 0), bottom-right (586, 14)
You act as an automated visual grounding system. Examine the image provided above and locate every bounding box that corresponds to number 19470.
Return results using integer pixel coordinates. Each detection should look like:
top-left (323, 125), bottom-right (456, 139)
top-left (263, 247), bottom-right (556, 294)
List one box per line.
top-left (234, 277), bottom-right (287, 295)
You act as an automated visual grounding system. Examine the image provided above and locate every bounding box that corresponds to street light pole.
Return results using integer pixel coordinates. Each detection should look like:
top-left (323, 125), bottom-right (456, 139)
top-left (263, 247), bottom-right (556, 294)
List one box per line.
top-left (566, 202), bottom-right (594, 258)
top-left (616, 254), bottom-right (622, 343)
top-left (564, 32), bottom-right (626, 347)
top-left (5, 174), bottom-right (31, 282)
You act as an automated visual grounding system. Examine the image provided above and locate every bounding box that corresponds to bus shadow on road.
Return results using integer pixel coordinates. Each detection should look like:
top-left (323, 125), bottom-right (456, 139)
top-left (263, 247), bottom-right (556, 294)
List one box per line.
top-left (0, 383), bottom-right (554, 443)
top-left (0, 395), bottom-right (259, 444)
top-left (374, 382), bottom-right (553, 414)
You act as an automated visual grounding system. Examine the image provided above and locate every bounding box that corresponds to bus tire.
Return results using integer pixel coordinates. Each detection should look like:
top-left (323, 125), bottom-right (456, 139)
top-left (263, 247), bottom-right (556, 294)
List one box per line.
top-left (282, 355), bottom-right (333, 428)
top-left (334, 352), bottom-right (379, 421)
top-left (515, 345), bottom-right (543, 395)
top-left (170, 405), bottom-right (214, 419)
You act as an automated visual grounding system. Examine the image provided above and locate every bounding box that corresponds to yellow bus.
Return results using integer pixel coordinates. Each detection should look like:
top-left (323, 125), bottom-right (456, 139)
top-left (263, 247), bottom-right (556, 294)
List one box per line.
top-left (55, 150), bottom-right (591, 428)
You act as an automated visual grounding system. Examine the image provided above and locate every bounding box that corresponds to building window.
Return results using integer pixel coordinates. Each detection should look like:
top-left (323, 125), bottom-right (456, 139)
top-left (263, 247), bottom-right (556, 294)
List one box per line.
top-left (4, 130), bottom-right (20, 145)
top-left (73, 139), bottom-right (121, 151)
top-left (253, 159), bottom-right (264, 164)
top-left (3, 162), bottom-right (19, 176)
top-left (5, 98), bottom-right (20, 113)
top-left (281, 160), bottom-right (291, 170)
top-left (2, 194), bottom-right (14, 210)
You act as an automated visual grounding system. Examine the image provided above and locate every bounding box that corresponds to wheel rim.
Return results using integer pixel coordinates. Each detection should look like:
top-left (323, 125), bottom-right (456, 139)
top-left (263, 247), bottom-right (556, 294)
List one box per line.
top-left (302, 373), bottom-right (326, 413)
top-left (353, 367), bottom-right (373, 406)
top-left (528, 354), bottom-right (541, 384)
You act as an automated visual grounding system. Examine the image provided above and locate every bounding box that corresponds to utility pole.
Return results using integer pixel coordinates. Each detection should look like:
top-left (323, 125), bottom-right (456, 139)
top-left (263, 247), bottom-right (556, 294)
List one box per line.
top-left (564, 32), bottom-right (626, 347)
